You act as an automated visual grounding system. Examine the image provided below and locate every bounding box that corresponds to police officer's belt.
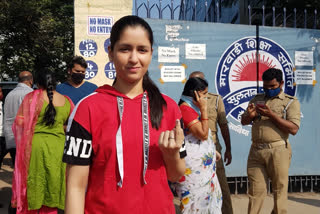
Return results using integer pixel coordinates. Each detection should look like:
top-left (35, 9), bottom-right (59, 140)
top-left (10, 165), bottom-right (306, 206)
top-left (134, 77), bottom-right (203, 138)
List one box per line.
top-left (252, 141), bottom-right (286, 150)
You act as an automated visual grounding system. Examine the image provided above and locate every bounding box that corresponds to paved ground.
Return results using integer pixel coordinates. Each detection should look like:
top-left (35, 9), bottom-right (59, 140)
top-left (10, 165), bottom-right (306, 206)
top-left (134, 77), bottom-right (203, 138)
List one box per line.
top-left (1, 154), bottom-right (320, 214)
top-left (231, 193), bottom-right (320, 214)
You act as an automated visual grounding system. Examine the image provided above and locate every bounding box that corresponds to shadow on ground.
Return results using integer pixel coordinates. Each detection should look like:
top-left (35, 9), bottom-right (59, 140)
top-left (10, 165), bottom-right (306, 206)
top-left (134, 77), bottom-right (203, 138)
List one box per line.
top-left (0, 187), bottom-right (12, 212)
top-left (0, 168), bottom-right (13, 185)
top-left (288, 195), bottom-right (320, 207)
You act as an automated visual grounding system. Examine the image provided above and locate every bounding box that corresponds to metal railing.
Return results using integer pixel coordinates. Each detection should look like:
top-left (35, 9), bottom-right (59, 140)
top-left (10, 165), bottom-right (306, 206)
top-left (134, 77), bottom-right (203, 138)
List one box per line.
top-left (134, 0), bottom-right (319, 29)
top-left (134, 0), bottom-right (181, 20)
top-left (228, 176), bottom-right (320, 194)
top-left (249, 5), bottom-right (318, 29)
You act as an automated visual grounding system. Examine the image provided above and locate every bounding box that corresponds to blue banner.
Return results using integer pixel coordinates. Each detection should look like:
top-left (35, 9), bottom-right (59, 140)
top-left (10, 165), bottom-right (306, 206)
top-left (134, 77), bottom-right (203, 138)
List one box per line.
top-left (146, 18), bottom-right (320, 176)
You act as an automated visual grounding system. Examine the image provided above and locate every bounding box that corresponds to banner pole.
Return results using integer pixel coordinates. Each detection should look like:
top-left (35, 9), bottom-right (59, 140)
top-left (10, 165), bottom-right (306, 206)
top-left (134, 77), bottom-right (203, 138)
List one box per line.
top-left (256, 24), bottom-right (259, 92)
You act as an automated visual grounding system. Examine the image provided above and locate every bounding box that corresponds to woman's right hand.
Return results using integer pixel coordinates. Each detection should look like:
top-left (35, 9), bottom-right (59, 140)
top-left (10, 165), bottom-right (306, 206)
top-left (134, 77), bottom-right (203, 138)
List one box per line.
top-left (193, 90), bottom-right (207, 111)
top-left (158, 120), bottom-right (186, 182)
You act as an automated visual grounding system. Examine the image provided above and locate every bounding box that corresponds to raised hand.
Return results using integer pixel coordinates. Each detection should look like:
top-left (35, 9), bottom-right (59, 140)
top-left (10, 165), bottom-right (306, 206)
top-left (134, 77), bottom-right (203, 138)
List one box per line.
top-left (193, 90), bottom-right (207, 111)
top-left (158, 119), bottom-right (186, 182)
top-left (158, 119), bottom-right (184, 159)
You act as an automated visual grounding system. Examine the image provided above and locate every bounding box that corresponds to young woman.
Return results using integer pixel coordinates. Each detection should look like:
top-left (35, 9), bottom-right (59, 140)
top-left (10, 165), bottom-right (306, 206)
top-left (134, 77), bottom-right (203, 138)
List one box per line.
top-left (11, 70), bottom-right (74, 214)
top-left (174, 77), bottom-right (223, 214)
top-left (63, 15), bottom-right (186, 214)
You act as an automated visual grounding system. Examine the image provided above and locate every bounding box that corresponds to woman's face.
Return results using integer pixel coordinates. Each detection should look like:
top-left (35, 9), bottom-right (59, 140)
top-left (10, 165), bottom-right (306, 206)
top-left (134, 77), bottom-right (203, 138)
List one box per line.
top-left (196, 87), bottom-right (208, 99)
top-left (108, 26), bottom-right (153, 84)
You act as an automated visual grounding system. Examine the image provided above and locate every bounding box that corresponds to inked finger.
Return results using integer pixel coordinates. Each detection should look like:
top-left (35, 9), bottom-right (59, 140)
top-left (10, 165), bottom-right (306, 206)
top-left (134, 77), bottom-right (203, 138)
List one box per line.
top-left (175, 119), bottom-right (182, 131)
top-left (174, 120), bottom-right (184, 147)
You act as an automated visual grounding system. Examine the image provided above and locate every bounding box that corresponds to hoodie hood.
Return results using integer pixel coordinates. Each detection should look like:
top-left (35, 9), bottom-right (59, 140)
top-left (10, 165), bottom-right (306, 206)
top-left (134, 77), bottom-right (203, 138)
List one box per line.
top-left (95, 84), bottom-right (145, 100)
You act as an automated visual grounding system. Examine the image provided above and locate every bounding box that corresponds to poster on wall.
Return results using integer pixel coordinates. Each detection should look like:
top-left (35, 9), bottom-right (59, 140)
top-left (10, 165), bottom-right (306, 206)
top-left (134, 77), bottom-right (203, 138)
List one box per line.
top-left (87, 16), bottom-right (113, 35)
top-left (158, 47), bottom-right (179, 63)
top-left (295, 69), bottom-right (316, 85)
top-left (74, 0), bottom-right (132, 86)
top-left (215, 36), bottom-right (295, 125)
top-left (185, 43), bottom-right (206, 59)
top-left (160, 65), bottom-right (186, 82)
top-left (295, 51), bottom-right (313, 66)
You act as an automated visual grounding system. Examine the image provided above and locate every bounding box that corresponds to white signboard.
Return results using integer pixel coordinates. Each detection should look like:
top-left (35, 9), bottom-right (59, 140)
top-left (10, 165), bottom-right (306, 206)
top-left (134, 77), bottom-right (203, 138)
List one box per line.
top-left (295, 69), bottom-right (315, 85)
top-left (158, 47), bottom-right (179, 63)
top-left (165, 25), bottom-right (189, 42)
top-left (295, 51), bottom-right (313, 66)
top-left (185, 43), bottom-right (206, 59)
top-left (161, 66), bottom-right (185, 82)
top-left (88, 16), bottom-right (113, 35)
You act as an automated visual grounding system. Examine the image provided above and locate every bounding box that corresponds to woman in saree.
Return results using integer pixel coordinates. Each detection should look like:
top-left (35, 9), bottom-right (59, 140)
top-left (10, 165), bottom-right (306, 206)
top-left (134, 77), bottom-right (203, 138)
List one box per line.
top-left (11, 70), bottom-right (74, 214)
top-left (174, 77), bottom-right (223, 214)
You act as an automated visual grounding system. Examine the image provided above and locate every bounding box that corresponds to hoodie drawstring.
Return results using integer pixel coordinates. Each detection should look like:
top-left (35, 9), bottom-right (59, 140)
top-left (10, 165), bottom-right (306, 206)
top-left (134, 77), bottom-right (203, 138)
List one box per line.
top-left (116, 92), bottom-right (149, 187)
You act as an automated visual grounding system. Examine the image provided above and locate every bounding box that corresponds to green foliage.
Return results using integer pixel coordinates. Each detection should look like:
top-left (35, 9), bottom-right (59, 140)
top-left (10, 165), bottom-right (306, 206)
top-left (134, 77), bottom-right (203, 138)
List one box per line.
top-left (0, 0), bottom-right (74, 82)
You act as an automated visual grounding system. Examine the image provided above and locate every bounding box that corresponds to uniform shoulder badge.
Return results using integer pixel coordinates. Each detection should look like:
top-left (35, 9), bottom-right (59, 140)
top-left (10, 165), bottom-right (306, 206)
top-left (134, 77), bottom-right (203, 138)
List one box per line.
top-left (284, 93), bottom-right (296, 100)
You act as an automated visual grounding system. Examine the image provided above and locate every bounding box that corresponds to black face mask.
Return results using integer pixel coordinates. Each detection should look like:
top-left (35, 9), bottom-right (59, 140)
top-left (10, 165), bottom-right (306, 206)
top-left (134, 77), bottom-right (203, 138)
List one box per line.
top-left (71, 72), bottom-right (85, 85)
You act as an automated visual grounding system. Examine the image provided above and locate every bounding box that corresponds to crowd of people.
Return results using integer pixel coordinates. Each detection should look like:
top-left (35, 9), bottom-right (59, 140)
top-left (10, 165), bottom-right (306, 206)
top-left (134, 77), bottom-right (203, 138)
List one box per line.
top-left (0, 15), bottom-right (300, 214)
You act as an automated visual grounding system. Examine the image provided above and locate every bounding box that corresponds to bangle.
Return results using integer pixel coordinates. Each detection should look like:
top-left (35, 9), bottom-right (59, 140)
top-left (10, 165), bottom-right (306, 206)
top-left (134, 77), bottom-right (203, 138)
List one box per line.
top-left (201, 118), bottom-right (209, 121)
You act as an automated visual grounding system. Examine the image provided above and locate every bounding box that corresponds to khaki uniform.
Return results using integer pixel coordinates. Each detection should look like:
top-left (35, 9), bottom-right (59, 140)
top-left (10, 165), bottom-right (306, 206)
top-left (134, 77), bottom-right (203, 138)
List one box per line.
top-left (207, 93), bottom-right (233, 214)
top-left (243, 91), bottom-right (300, 214)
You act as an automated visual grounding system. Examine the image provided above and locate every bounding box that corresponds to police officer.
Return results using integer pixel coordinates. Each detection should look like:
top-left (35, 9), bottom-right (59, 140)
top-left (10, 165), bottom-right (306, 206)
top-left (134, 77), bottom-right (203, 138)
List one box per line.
top-left (189, 71), bottom-right (233, 214)
top-left (241, 68), bottom-right (301, 214)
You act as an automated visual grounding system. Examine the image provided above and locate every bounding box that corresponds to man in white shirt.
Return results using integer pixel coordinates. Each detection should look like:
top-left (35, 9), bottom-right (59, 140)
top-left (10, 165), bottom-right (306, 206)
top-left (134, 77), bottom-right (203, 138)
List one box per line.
top-left (1, 71), bottom-right (33, 168)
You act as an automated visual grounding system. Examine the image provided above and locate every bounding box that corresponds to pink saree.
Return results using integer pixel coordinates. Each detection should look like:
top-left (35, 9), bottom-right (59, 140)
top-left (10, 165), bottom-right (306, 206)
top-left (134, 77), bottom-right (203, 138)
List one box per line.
top-left (11, 89), bottom-right (74, 214)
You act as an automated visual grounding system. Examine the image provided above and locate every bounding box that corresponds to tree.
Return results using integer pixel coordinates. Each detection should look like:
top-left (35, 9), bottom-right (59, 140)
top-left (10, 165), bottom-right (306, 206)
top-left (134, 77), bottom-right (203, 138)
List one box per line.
top-left (0, 0), bottom-right (74, 82)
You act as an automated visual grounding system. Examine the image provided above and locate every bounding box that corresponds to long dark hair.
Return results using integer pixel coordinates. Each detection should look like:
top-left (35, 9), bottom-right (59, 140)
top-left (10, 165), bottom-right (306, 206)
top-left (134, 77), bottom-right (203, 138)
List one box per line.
top-left (178, 77), bottom-right (208, 105)
top-left (36, 70), bottom-right (57, 126)
top-left (110, 15), bottom-right (166, 130)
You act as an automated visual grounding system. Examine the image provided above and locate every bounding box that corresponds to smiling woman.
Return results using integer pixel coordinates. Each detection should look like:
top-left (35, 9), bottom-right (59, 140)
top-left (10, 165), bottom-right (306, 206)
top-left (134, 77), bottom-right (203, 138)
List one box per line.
top-left (63, 16), bottom-right (186, 214)
top-left (108, 25), bottom-right (153, 93)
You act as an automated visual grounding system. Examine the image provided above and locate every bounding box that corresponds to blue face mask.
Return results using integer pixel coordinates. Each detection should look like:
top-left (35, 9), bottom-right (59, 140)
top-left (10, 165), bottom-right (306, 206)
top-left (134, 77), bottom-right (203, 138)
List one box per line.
top-left (264, 87), bottom-right (281, 97)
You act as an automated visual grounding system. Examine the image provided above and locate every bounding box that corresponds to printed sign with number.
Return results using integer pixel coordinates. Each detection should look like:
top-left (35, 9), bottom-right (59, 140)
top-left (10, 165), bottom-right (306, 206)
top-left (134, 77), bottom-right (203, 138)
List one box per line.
top-left (104, 62), bottom-right (116, 79)
top-left (79, 39), bottom-right (98, 57)
top-left (104, 38), bottom-right (110, 53)
top-left (85, 60), bottom-right (98, 80)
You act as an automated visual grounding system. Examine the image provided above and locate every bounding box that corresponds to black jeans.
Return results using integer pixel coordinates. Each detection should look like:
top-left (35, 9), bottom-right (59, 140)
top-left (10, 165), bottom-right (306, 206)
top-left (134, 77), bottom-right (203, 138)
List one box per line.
top-left (0, 137), bottom-right (16, 168)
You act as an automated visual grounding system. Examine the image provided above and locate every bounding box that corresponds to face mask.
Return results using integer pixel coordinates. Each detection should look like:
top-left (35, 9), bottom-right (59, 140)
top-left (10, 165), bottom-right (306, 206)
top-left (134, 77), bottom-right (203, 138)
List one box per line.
top-left (71, 72), bottom-right (85, 84)
top-left (264, 87), bottom-right (281, 98)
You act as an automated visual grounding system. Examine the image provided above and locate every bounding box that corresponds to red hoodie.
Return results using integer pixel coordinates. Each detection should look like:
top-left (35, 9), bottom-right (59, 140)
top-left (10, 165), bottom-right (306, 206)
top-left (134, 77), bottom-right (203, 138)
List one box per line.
top-left (63, 85), bottom-right (182, 214)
